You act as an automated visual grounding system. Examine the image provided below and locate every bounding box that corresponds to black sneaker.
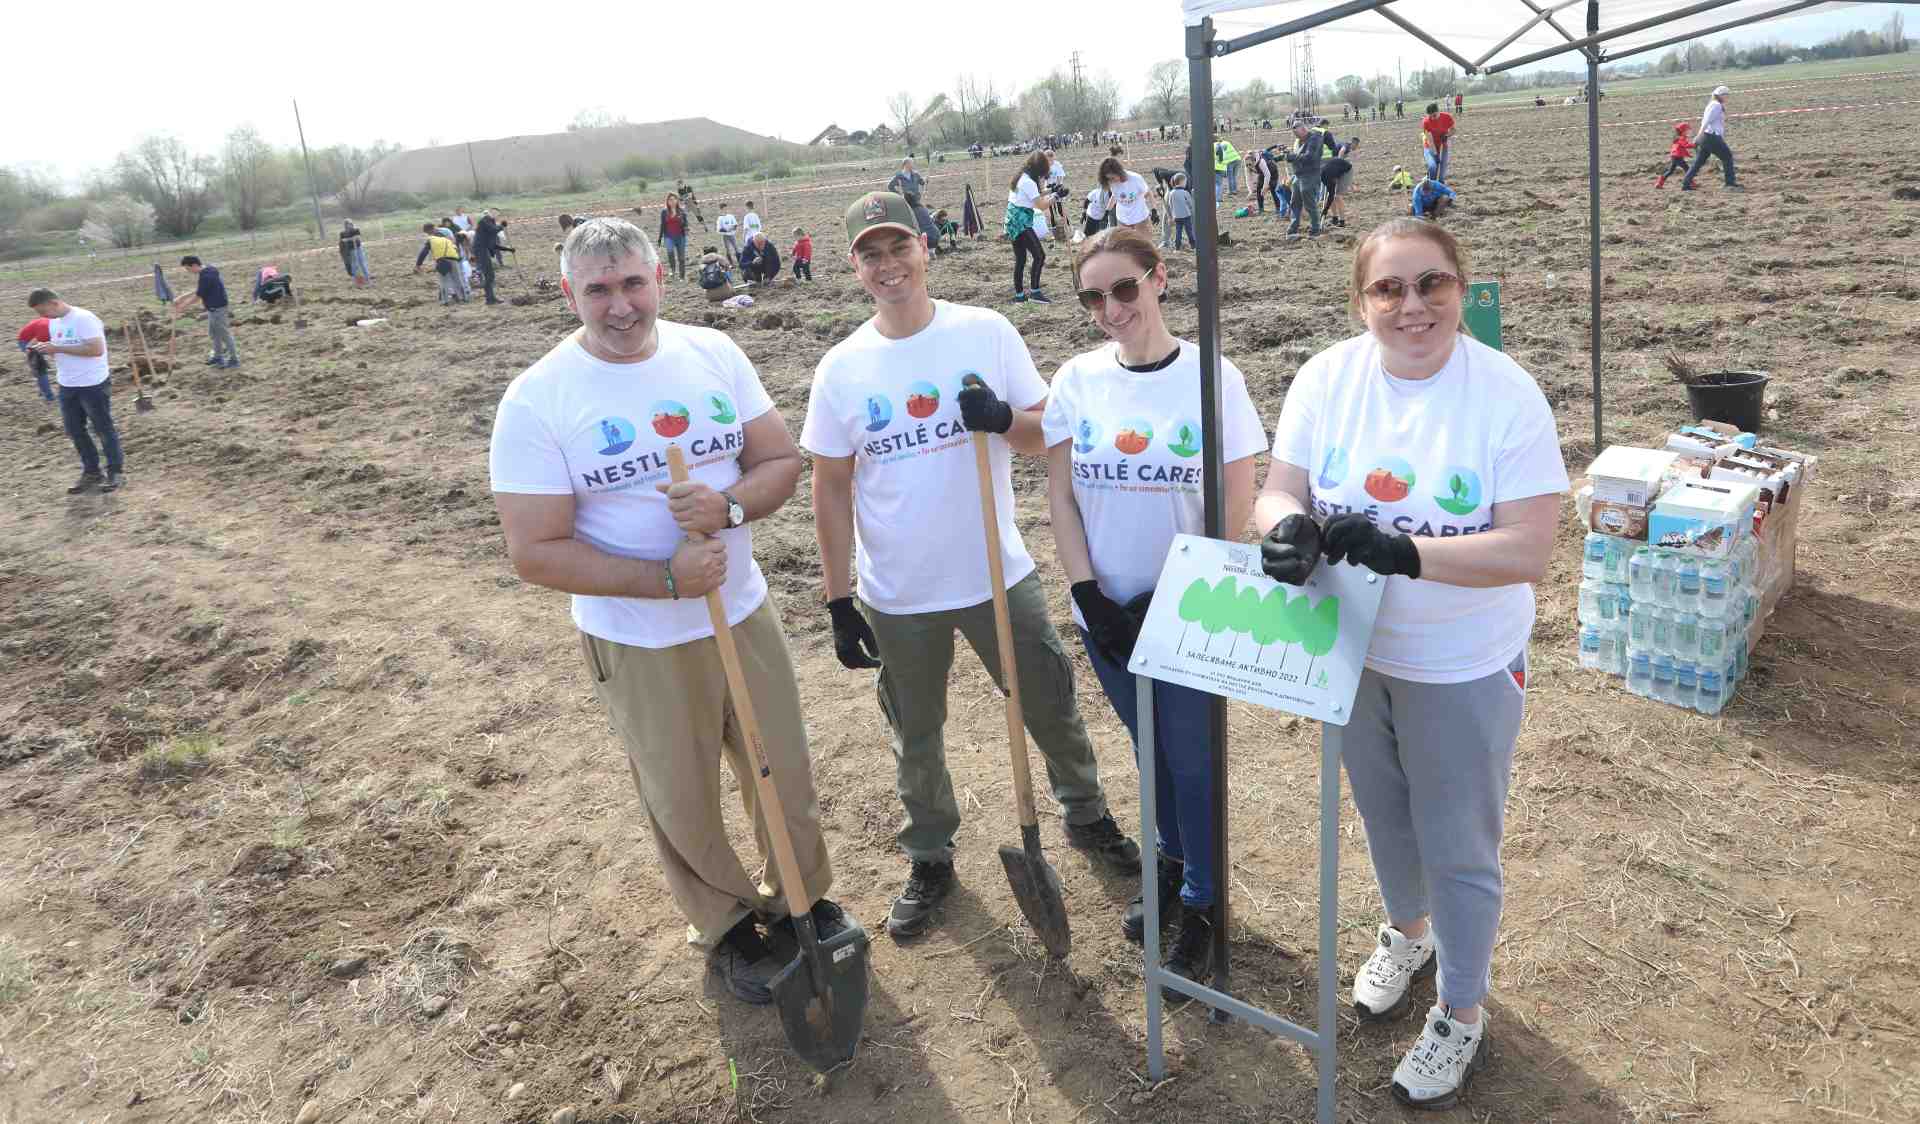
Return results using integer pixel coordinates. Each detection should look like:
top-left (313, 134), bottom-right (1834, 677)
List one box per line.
top-left (707, 915), bottom-right (781, 1006)
top-left (1162, 909), bottom-right (1214, 999)
top-left (1123, 858), bottom-right (1185, 943)
top-left (887, 860), bottom-right (955, 939)
top-left (1065, 813), bottom-right (1141, 874)
top-left (774, 898), bottom-right (851, 944)
top-left (1027, 290), bottom-right (1052, 305)
top-left (100, 470), bottom-right (124, 493)
top-left (67, 472), bottom-right (102, 495)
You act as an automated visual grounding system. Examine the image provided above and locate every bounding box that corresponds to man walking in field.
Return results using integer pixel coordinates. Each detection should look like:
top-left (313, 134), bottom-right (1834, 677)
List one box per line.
top-left (174, 256), bottom-right (239, 369)
top-left (27, 289), bottom-right (123, 493)
top-left (1682, 85), bottom-right (1743, 192)
top-left (489, 216), bottom-right (848, 1003)
top-left (801, 191), bottom-right (1140, 941)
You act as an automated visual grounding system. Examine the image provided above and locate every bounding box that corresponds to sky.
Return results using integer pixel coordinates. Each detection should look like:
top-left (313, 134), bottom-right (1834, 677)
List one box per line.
top-left (4, 1), bottom-right (1902, 186)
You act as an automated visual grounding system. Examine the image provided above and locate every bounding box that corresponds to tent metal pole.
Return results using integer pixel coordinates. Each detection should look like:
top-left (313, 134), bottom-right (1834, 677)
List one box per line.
top-left (1214, 0), bottom-right (1394, 55)
top-left (1485, 0), bottom-right (1746, 73)
top-left (1602, 0), bottom-right (1827, 64)
top-left (1514, 0), bottom-right (1585, 45)
top-left (1185, 15), bottom-right (1232, 1022)
top-left (1374, 6), bottom-right (1479, 73)
top-left (1587, 9), bottom-right (1604, 453)
top-left (1473, 0), bottom-right (1584, 67)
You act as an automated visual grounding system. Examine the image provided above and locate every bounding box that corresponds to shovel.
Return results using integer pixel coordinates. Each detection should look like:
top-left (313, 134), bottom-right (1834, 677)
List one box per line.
top-left (125, 318), bottom-right (157, 413)
top-left (970, 432), bottom-right (1073, 958)
top-left (664, 445), bottom-right (870, 1071)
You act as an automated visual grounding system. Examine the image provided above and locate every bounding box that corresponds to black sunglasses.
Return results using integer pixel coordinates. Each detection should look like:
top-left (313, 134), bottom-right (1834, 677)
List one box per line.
top-left (1076, 269), bottom-right (1157, 312)
top-left (1361, 269), bottom-right (1463, 311)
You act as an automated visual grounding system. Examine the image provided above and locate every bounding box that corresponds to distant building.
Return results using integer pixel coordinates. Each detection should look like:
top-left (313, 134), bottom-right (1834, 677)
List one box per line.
top-left (809, 124), bottom-right (850, 147)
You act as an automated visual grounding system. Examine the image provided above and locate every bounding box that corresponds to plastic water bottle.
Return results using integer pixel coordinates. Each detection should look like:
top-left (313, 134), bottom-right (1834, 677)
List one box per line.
top-left (1628, 600), bottom-right (1656, 651)
top-left (1697, 614), bottom-right (1727, 666)
top-left (1627, 650), bottom-right (1654, 697)
top-left (1650, 551), bottom-right (1677, 607)
top-left (1578, 625), bottom-right (1602, 670)
top-left (1698, 560), bottom-right (1729, 620)
top-left (1578, 578), bottom-right (1604, 626)
top-left (1673, 661), bottom-right (1698, 710)
top-left (1595, 626), bottom-right (1619, 673)
top-left (1650, 605), bottom-right (1675, 656)
top-left (1597, 582), bottom-right (1626, 626)
top-left (1582, 533), bottom-right (1608, 579)
top-left (1696, 664), bottom-right (1725, 715)
top-left (1735, 631), bottom-right (1750, 680)
top-left (1672, 610), bottom-right (1700, 661)
top-left (1674, 556), bottom-right (1701, 612)
top-left (1651, 654), bottom-right (1677, 703)
top-left (1628, 546), bottom-right (1656, 602)
top-left (1603, 536), bottom-right (1632, 583)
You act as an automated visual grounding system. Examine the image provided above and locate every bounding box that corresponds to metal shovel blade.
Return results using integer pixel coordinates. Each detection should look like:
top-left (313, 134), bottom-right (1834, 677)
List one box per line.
top-left (135, 395), bottom-right (155, 413)
top-left (769, 915), bottom-right (871, 1072)
top-left (998, 824), bottom-right (1072, 958)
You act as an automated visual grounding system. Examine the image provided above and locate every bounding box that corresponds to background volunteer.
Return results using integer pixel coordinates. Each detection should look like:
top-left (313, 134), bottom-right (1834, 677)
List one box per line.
top-left (1097, 158), bottom-right (1156, 237)
top-left (1683, 85), bottom-right (1742, 191)
top-left (1254, 218), bottom-right (1567, 1110)
top-left (175, 256), bottom-right (238, 368)
top-left (1043, 226), bottom-right (1265, 988)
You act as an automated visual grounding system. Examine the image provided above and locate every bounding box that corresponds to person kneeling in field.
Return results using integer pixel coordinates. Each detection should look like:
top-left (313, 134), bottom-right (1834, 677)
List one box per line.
top-left (802, 191), bottom-right (1141, 942)
top-left (1410, 176), bottom-right (1458, 221)
top-left (697, 248), bottom-right (735, 303)
top-left (739, 232), bottom-right (781, 285)
top-left (489, 217), bottom-right (848, 1004)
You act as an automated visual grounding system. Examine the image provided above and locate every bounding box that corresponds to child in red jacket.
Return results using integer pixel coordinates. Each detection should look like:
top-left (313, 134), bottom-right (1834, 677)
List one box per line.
top-left (791, 227), bottom-right (814, 282)
top-left (1656, 123), bottom-right (1694, 189)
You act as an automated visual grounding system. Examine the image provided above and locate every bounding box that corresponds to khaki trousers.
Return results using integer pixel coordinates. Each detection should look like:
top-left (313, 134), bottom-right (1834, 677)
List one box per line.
top-left (582, 599), bottom-right (832, 948)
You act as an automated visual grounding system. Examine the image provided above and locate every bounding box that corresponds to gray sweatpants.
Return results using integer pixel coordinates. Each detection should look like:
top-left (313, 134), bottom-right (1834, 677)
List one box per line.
top-left (1324, 651), bottom-right (1527, 1010)
top-left (206, 306), bottom-right (239, 363)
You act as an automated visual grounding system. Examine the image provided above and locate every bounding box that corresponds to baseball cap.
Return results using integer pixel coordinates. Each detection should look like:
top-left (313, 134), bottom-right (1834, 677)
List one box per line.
top-left (1712, 85), bottom-right (1730, 96)
top-left (845, 191), bottom-right (920, 250)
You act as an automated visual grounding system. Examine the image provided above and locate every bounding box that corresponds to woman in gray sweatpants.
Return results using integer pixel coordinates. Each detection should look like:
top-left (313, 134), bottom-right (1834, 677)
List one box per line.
top-left (1255, 218), bottom-right (1570, 1111)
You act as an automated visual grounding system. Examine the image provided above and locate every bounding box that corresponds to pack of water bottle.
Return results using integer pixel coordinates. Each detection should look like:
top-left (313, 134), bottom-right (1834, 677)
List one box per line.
top-left (1576, 530), bottom-right (1759, 715)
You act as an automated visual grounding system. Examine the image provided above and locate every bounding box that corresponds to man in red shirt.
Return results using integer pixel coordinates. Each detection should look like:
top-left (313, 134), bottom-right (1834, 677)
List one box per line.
top-left (1421, 102), bottom-right (1457, 184)
top-left (16, 317), bottom-right (54, 403)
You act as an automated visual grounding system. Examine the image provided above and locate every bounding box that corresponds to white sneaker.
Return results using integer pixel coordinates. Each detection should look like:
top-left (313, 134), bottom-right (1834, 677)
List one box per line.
top-left (1392, 1005), bottom-right (1489, 1110)
top-left (1352, 924), bottom-right (1435, 1020)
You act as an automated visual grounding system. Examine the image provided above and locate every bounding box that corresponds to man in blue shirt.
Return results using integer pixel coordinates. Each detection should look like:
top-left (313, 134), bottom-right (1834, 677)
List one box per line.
top-left (1410, 176), bottom-right (1459, 220)
top-left (174, 256), bottom-right (239, 369)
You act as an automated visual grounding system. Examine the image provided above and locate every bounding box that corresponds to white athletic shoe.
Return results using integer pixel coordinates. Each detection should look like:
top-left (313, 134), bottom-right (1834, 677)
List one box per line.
top-left (1392, 1005), bottom-right (1488, 1110)
top-left (1352, 923), bottom-right (1435, 1020)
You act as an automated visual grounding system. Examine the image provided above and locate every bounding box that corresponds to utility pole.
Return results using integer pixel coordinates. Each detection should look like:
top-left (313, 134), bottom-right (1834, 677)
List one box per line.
top-left (1299, 31), bottom-right (1317, 114)
top-left (292, 98), bottom-right (325, 239)
top-left (466, 142), bottom-right (482, 195)
top-left (1397, 57), bottom-right (1404, 102)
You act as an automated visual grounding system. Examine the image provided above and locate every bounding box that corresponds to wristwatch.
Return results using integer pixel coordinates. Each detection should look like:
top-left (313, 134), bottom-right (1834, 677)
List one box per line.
top-left (722, 491), bottom-right (745, 528)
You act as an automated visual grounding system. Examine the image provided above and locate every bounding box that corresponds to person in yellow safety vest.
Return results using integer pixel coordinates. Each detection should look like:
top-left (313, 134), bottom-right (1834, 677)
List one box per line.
top-left (414, 224), bottom-right (468, 304)
top-left (1389, 165), bottom-right (1415, 192)
top-left (1219, 139), bottom-right (1242, 199)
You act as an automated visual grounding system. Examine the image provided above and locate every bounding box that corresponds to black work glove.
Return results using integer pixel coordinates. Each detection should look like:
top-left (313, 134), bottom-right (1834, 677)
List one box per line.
top-left (1321, 512), bottom-right (1422, 579)
top-left (1123, 590), bottom-right (1154, 629)
top-left (1260, 514), bottom-right (1324, 585)
top-left (826, 596), bottom-right (883, 669)
top-left (1073, 580), bottom-right (1140, 664)
top-left (957, 382), bottom-right (1013, 434)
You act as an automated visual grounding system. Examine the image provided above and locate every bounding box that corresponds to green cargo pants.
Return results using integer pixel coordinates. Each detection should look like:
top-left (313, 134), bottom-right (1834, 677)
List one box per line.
top-left (862, 573), bottom-right (1109, 863)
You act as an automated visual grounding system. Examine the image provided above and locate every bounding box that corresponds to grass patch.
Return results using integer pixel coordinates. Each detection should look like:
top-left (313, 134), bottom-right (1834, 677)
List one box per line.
top-left (270, 816), bottom-right (307, 850)
top-left (0, 937), bottom-right (32, 1005)
top-left (139, 735), bottom-right (217, 781)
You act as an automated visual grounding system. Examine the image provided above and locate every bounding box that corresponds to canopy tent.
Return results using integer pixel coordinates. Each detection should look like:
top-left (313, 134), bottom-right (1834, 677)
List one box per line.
top-left (1160, 3), bottom-right (1909, 1120)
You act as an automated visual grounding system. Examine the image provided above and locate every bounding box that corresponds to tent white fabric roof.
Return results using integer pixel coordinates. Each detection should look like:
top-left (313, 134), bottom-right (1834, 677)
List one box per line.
top-left (1182, 1), bottom-right (1866, 71)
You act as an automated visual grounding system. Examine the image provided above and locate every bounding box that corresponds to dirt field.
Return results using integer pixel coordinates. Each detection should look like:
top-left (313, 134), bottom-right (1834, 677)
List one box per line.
top-left (4, 60), bottom-right (1919, 1124)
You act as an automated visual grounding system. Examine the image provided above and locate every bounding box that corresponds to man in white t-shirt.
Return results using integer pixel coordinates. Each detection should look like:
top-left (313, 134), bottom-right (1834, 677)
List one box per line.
top-left (27, 288), bottom-right (123, 493)
top-left (452, 208), bottom-right (473, 232)
top-left (488, 217), bottom-right (850, 1005)
top-left (1681, 85), bottom-right (1741, 192)
top-left (801, 191), bottom-right (1140, 941)
top-left (742, 203), bottom-right (763, 246)
top-left (715, 207), bottom-right (741, 266)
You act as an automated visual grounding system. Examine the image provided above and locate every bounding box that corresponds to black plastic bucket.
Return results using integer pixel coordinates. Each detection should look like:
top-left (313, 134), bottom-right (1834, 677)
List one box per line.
top-left (1684, 371), bottom-right (1769, 433)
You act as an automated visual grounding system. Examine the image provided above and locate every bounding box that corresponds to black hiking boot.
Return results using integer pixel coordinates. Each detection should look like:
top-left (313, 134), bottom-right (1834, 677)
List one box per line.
top-left (100, 470), bottom-right (123, 493)
top-left (1066, 812), bottom-right (1142, 874)
top-left (1123, 858), bottom-right (1185, 943)
top-left (707, 915), bottom-right (781, 1006)
top-left (67, 472), bottom-right (102, 495)
top-left (887, 860), bottom-right (955, 940)
top-left (772, 898), bottom-right (852, 945)
top-left (1162, 909), bottom-right (1215, 1000)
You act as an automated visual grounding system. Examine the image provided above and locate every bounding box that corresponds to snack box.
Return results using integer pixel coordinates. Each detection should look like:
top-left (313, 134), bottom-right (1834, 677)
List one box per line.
top-left (1586, 446), bottom-right (1678, 508)
top-left (1648, 480), bottom-right (1761, 557)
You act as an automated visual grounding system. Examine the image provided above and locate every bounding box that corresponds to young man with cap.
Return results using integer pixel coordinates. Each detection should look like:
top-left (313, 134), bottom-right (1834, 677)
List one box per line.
top-left (175, 257), bottom-right (239, 369)
top-left (26, 289), bottom-right (122, 493)
top-left (1682, 86), bottom-right (1743, 192)
top-left (801, 191), bottom-right (1141, 941)
top-left (489, 217), bottom-right (847, 1004)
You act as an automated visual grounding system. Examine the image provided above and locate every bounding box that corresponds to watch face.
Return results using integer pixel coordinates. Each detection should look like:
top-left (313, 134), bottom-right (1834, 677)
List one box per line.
top-left (729, 500), bottom-right (745, 526)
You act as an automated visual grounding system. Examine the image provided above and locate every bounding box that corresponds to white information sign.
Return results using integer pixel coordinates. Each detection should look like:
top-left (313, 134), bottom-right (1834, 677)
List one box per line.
top-left (1127, 534), bottom-right (1386, 726)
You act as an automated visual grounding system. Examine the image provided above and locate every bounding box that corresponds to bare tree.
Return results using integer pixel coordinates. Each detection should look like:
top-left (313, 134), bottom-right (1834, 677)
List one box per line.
top-left (115, 135), bottom-right (216, 238)
top-left (82, 195), bottom-right (155, 249)
top-left (1145, 60), bottom-right (1189, 124)
top-left (321, 141), bottom-right (401, 213)
top-left (886, 92), bottom-right (921, 146)
top-left (221, 125), bottom-right (277, 231)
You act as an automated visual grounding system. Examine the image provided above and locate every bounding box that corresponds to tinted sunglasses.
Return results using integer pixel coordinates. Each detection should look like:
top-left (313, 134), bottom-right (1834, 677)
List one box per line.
top-left (1361, 269), bottom-right (1463, 311)
top-left (1077, 269), bottom-right (1157, 312)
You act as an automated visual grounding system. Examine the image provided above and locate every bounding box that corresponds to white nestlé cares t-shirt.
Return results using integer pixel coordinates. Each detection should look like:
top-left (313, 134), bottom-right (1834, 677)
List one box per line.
top-left (716, 213), bottom-right (738, 235)
top-left (1042, 340), bottom-right (1267, 628)
top-left (1108, 172), bottom-right (1153, 225)
top-left (49, 307), bottom-right (109, 387)
top-left (489, 320), bottom-right (775, 648)
top-left (800, 301), bottom-right (1048, 615)
top-left (1271, 333), bottom-right (1569, 683)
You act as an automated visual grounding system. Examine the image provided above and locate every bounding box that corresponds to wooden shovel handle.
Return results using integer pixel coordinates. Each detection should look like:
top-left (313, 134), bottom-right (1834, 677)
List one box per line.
top-left (665, 444), bottom-right (813, 920)
top-left (971, 433), bottom-right (1040, 831)
top-left (125, 319), bottom-right (149, 396)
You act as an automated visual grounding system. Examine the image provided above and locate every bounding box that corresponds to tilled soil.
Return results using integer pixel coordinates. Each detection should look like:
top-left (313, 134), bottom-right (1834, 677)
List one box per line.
top-left (3, 61), bottom-right (1918, 1124)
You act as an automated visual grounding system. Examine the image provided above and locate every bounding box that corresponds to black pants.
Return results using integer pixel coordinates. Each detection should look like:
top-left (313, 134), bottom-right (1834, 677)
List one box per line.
top-left (1013, 228), bottom-right (1045, 293)
top-left (744, 262), bottom-right (779, 283)
top-left (1683, 133), bottom-right (1736, 187)
top-left (1661, 157), bottom-right (1688, 178)
top-left (794, 260), bottom-right (813, 281)
top-left (477, 255), bottom-right (498, 303)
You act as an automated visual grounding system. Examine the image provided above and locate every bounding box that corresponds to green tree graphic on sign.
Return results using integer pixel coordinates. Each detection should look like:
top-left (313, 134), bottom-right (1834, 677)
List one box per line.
top-left (1301, 596), bottom-right (1340, 682)
top-left (1200, 576), bottom-right (1238, 651)
top-left (1176, 578), bottom-right (1212, 649)
top-left (1227, 584), bottom-right (1264, 657)
top-left (1252, 587), bottom-right (1299, 667)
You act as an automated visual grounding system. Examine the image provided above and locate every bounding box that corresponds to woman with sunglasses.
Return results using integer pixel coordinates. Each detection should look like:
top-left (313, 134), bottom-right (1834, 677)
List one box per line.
top-left (1041, 227), bottom-right (1266, 990)
top-left (1254, 219), bottom-right (1567, 1110)
top-left (1005, 152), bottom-right (1055, 303)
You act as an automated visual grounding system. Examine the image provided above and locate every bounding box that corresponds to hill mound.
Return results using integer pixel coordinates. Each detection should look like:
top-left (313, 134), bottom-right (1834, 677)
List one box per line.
top-left (366, 118), bottom-right (800, 194)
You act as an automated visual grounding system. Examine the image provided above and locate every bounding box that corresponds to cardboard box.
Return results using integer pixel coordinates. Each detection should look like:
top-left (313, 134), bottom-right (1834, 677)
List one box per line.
top-left (1649, 480), bottom-right (1761, 557)
top-left (1586, 446), bottom-right (1678, 508)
